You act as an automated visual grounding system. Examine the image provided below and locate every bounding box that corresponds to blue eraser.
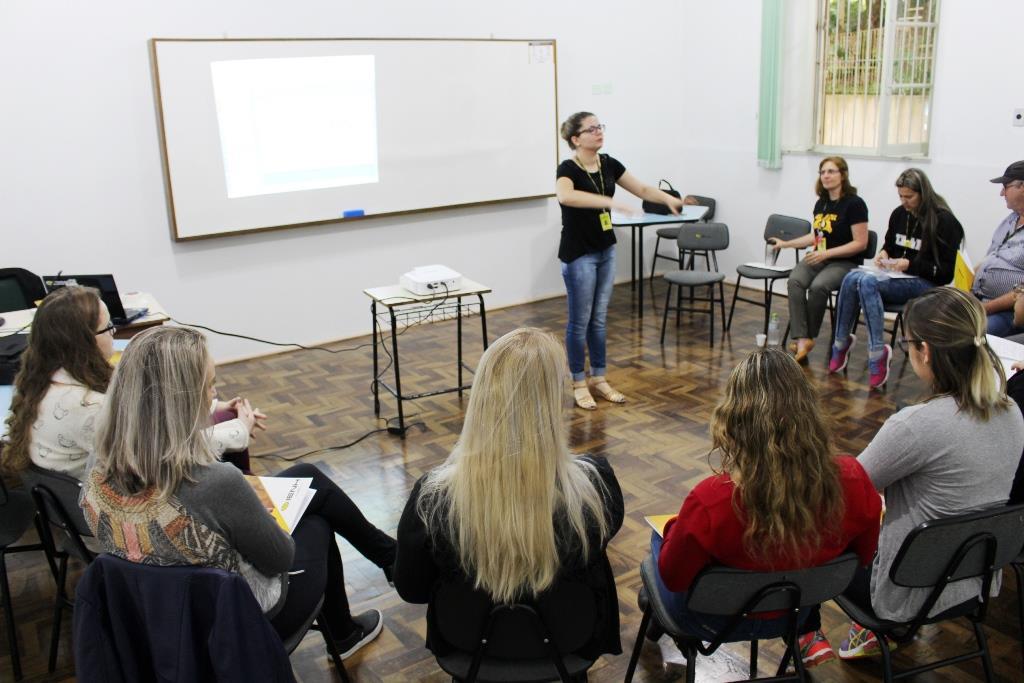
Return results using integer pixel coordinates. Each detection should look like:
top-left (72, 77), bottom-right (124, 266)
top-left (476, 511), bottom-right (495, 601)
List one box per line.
top-left (342, 209), bottom-right (365, 218)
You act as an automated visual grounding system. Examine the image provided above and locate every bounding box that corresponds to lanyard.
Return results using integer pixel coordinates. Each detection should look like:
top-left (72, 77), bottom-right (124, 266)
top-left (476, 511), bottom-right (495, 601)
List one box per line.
top-left (1000, 217), bottom-right (1024, 246)
top-left (573, 155), bottom-right (605, 196)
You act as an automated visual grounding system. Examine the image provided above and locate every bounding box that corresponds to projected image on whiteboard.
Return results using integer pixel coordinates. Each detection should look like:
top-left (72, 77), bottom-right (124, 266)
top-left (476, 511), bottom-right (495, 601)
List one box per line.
top-left (210, 55), bottom-right (379, 199)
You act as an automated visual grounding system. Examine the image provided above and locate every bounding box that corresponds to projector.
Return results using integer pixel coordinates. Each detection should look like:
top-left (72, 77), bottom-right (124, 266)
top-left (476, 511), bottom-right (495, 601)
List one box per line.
top-left (400, 265), bottom-right (463, 296)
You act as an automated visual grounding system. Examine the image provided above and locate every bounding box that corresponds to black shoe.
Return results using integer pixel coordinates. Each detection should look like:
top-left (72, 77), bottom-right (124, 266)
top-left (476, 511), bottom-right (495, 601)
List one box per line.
top-left (334, 609), bottom-right (383, 659)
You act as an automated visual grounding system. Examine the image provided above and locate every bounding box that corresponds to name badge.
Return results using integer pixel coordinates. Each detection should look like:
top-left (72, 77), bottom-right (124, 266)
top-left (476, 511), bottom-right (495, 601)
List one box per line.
top-left (816, 236), bottom-right (827, 252)
top-left (896, 233), bottom-right (921, 251)
top-left (599, 211), bottom-right (612, 231)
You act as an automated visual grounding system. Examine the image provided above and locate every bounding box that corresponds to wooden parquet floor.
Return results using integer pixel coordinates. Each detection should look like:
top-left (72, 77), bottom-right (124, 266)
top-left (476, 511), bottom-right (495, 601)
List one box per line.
top-left (3, 279), bottom-right (1023, 682)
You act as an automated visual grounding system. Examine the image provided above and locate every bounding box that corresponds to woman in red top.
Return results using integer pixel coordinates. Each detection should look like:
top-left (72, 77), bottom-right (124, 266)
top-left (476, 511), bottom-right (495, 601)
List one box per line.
top-left (654, 348), bottom-right (881, 668)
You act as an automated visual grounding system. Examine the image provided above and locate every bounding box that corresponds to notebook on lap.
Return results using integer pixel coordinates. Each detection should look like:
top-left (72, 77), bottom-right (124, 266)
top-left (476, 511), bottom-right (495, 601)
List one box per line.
top-left (42, 274), bottom-right (148, 326)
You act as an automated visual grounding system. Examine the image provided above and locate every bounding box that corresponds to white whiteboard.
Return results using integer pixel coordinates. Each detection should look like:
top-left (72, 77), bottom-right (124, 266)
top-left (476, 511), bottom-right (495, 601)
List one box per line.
top-left (151, 39), bottom-right (559, 241)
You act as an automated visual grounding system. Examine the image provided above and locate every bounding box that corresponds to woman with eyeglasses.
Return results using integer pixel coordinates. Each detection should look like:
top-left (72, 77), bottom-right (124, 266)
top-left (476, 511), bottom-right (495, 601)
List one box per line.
top-left (2, 287), bottom-right (115, 480)
top-left (829, 169), bottom-right (963, 389)
top-left (556, 112), bottom-right (685, 410)
top-left (834, 287), bottom-right (1023, 661)
top-left (770, 156), bottom-right (869, 364)
top-left (1, 287), bottom-right (262, 481)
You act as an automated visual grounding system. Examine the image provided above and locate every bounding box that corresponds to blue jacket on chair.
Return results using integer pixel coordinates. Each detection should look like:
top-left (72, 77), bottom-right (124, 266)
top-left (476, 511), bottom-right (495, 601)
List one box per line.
top-left (74, 554), bottom-right (295, 682)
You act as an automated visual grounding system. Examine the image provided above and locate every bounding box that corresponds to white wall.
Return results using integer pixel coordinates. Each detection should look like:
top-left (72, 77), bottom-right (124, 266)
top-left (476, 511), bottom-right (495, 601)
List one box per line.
top-left (2, 0), bottom-right (1020, 360)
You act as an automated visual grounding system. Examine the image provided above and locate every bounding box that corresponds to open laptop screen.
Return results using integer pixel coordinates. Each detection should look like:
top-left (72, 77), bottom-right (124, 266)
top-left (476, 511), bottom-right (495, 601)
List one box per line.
top-left (42, 274), bottom-right (130, 321)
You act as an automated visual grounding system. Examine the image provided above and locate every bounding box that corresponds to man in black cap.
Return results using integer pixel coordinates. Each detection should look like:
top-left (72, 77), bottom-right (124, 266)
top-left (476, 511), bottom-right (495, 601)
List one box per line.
top-left (972, 161), bottom-right (1024, 336)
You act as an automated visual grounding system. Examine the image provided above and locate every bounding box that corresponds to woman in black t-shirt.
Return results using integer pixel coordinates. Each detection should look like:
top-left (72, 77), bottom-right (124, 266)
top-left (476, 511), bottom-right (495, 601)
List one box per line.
top-left (555, 111), bottom-right (684, 410)
top-left (829, 168), bottom-right (963, 389)
top-left (770, 156), bottom-right (869, 364)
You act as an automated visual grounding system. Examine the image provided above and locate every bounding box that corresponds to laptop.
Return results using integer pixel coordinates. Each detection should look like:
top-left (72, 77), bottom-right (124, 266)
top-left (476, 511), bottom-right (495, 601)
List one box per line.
top-left (42, 274), bottom-right (148, 326)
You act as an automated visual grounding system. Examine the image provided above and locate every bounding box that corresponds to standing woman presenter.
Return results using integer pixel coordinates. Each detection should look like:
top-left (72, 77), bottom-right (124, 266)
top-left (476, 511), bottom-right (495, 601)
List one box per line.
top-left (556, 112), bottom-right (684, 410)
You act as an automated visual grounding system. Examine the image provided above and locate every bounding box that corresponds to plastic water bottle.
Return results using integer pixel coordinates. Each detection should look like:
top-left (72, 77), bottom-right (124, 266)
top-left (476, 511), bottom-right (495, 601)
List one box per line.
top-left (767, 313), bottom-right (781, 347)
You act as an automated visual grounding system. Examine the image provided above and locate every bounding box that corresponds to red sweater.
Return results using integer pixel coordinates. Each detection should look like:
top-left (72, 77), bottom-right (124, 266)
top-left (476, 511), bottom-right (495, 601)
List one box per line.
top-left (658, 456), bottom-right (881, 593)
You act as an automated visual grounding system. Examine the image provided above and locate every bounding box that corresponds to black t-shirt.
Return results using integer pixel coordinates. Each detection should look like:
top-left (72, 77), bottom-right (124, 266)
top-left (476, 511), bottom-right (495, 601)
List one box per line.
top-left (556, 154), bottom-right (626, 263)
top-left (811, 193), bottom-right (869, 255)
top-left (882, 206), bottom-right (964, 285)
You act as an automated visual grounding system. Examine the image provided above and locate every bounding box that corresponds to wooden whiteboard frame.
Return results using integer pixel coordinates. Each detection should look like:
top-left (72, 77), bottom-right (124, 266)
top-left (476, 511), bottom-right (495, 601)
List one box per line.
top-left (149, 38), bottom-right (560, 242)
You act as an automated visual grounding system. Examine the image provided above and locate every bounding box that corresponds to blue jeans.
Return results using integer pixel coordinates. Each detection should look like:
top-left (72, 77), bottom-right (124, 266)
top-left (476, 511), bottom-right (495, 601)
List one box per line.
top-left (834, 271), bottom-right (933, 353)
top-left (649, 533), bottom-right (814, 642)
top-left (986, 309), bottom-right (1024, 337)
top-left (561, 247), bottom-right (616, 382)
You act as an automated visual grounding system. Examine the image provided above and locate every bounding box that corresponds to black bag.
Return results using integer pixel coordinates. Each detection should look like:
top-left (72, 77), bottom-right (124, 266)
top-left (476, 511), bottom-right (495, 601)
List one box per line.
top-left (0, 334), bottom-right (28, 385)
top-left (641, 179), bottom-right (681, 215)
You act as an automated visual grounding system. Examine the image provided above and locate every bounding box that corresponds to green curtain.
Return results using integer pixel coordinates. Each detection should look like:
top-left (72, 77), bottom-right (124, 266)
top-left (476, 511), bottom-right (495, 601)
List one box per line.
top-left (757, 0), bottom-right (783, 169)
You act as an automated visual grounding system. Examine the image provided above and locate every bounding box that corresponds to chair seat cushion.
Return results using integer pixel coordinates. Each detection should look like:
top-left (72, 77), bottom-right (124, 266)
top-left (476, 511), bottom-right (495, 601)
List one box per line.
top-left (736, 264), bottom-right (791, 279)
top-left (436, 652), bottom-right (595, 682)
top-left (834, 593), bottom-right (982, 635)
top-left (0, 489), bottom-right (37, 546)
top-left (664, 271), bottom-right (726, 287)
top-left (655, 226), bottom-right (682, 239)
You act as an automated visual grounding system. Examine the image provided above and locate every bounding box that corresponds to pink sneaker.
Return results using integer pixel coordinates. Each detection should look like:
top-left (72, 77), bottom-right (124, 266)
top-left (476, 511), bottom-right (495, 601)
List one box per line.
top-left (829, 335), bottom-right (856, 373)
top-left (869, 344), bottom-right (892, 389)
top-left (798, 630), bottom-right (837, 668)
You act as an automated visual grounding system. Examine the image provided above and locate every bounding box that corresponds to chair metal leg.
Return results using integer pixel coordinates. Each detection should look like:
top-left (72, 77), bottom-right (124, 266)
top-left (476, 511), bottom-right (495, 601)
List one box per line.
top-left (972, 619), bottom-right (994, 683)
top-left (0, 552), bottom-right (22, 680)
top-left (315, 614), bottom-right (351, 682)
top-left (708, 284), bottom-right (714, 348)
top-left (749, 639), bottom-right (758, 679)
top-left (1014, 563), bottom-right (1024, 677)
top-left (49, 556), bottom-right (68, 673)
top-left (764, 281), bottom-right (773, 336)
top-left (624, 605), bottom-right (652, 683)
top-left (684, 643), bottom-right (697, 683)
top-left (719, 282), bottom-right (727, 336)
top-left (875, 629), bottom-right (895, 683)
top-left (660, 284), bottom-right (672, 345)
top-left (726, 275), bottom-right (743, 331)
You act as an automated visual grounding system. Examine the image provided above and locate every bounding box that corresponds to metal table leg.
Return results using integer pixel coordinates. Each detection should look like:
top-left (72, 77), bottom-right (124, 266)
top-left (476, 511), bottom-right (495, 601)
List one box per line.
top-left (388, 306), bottom-right (405, 438)
top-left (457, 296), bottom-right (464, 398)
top-left (478, 294), bottom-right (489, 349)
top-left (371, 301), bottom-right (380, 416)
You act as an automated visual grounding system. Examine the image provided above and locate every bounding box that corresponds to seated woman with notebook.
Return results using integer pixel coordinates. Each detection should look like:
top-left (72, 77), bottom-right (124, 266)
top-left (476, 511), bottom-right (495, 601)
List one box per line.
top-left (393, 327), bottom-right (624, 661)
top-left (838, 287), bottom-right (1023, 660)
top-left (1, 286), bottom-right (263, 479)
top-left (80, 326), bottom-right (397, 659)
top-left (654, 348), bottom-right (881, 669)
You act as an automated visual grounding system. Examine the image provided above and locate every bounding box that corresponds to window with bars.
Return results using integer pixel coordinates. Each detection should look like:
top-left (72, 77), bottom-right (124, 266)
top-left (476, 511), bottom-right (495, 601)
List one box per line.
top-left (815, 0), bottom-right (940, 157)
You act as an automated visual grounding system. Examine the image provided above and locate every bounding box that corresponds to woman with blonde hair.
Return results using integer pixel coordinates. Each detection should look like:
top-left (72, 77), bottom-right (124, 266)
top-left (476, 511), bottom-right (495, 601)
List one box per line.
top-left (837, 287), bottom-right (1024, 660)
top-left (770, 156), bottom-right (870, 363)
top-left (655, 348), bottom-right (881, 668)
top-left (81, 326), bottom-right (397, 659)
top-left (394, 327), bottom-right (624, 658)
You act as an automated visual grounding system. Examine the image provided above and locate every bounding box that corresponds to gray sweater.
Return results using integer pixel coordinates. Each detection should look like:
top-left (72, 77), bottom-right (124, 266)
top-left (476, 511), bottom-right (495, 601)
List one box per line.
top-left (858, 395), bottom-right (1024, 621)
top-left (82, 461), bottom-right (295, 613)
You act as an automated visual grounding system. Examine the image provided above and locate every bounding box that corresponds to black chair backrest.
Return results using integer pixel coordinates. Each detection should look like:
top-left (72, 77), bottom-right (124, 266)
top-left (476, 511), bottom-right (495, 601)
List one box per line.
top-left (678, 223), bottom-right (729, 252)
top-left (889, 503), bottom-right (1024, 589)
top-left (764, 214), bottom-right (811, 243)
top-left (860, 230), bottom-right (878, 262)
top-left (688, 195), bottom-right (716, 222)
top-left (23, 466), bottom-right (95, 563)
top-left (0, 268), bottom-right (46, 313)
top-left (433, 579), bottom-right (596, 659)
top-left (686, 552), bottom-right (859, 615)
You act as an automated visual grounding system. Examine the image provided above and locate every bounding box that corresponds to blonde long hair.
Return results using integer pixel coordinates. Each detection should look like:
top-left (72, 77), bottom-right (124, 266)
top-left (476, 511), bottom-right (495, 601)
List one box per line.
top-left (710, 348), bottom-right (844, 564)
top-left (904, 287), bottom-right (1011, 420)
top-left (93, 326), bottom-right (217, 498)
top-left (416, 328), bottom-right (609, 603)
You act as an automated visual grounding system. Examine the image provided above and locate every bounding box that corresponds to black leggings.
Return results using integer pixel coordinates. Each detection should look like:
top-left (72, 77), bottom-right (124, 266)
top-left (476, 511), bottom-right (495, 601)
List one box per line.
top-left (269, 463), bottom-right (396, 640)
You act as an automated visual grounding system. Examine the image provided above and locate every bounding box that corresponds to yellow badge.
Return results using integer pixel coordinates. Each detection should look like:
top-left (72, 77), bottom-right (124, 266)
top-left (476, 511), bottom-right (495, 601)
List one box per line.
top-left (599, 211), bottom-right (612, 231)
top-left (816, 236), bottom-right (827, 252)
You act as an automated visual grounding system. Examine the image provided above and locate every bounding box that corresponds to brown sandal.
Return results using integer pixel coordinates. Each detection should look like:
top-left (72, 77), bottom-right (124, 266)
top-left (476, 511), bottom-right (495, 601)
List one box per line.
top-left (573, 381), bottom-right (597, 410)
top-left (590, 378), bottom-right (626, 404)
